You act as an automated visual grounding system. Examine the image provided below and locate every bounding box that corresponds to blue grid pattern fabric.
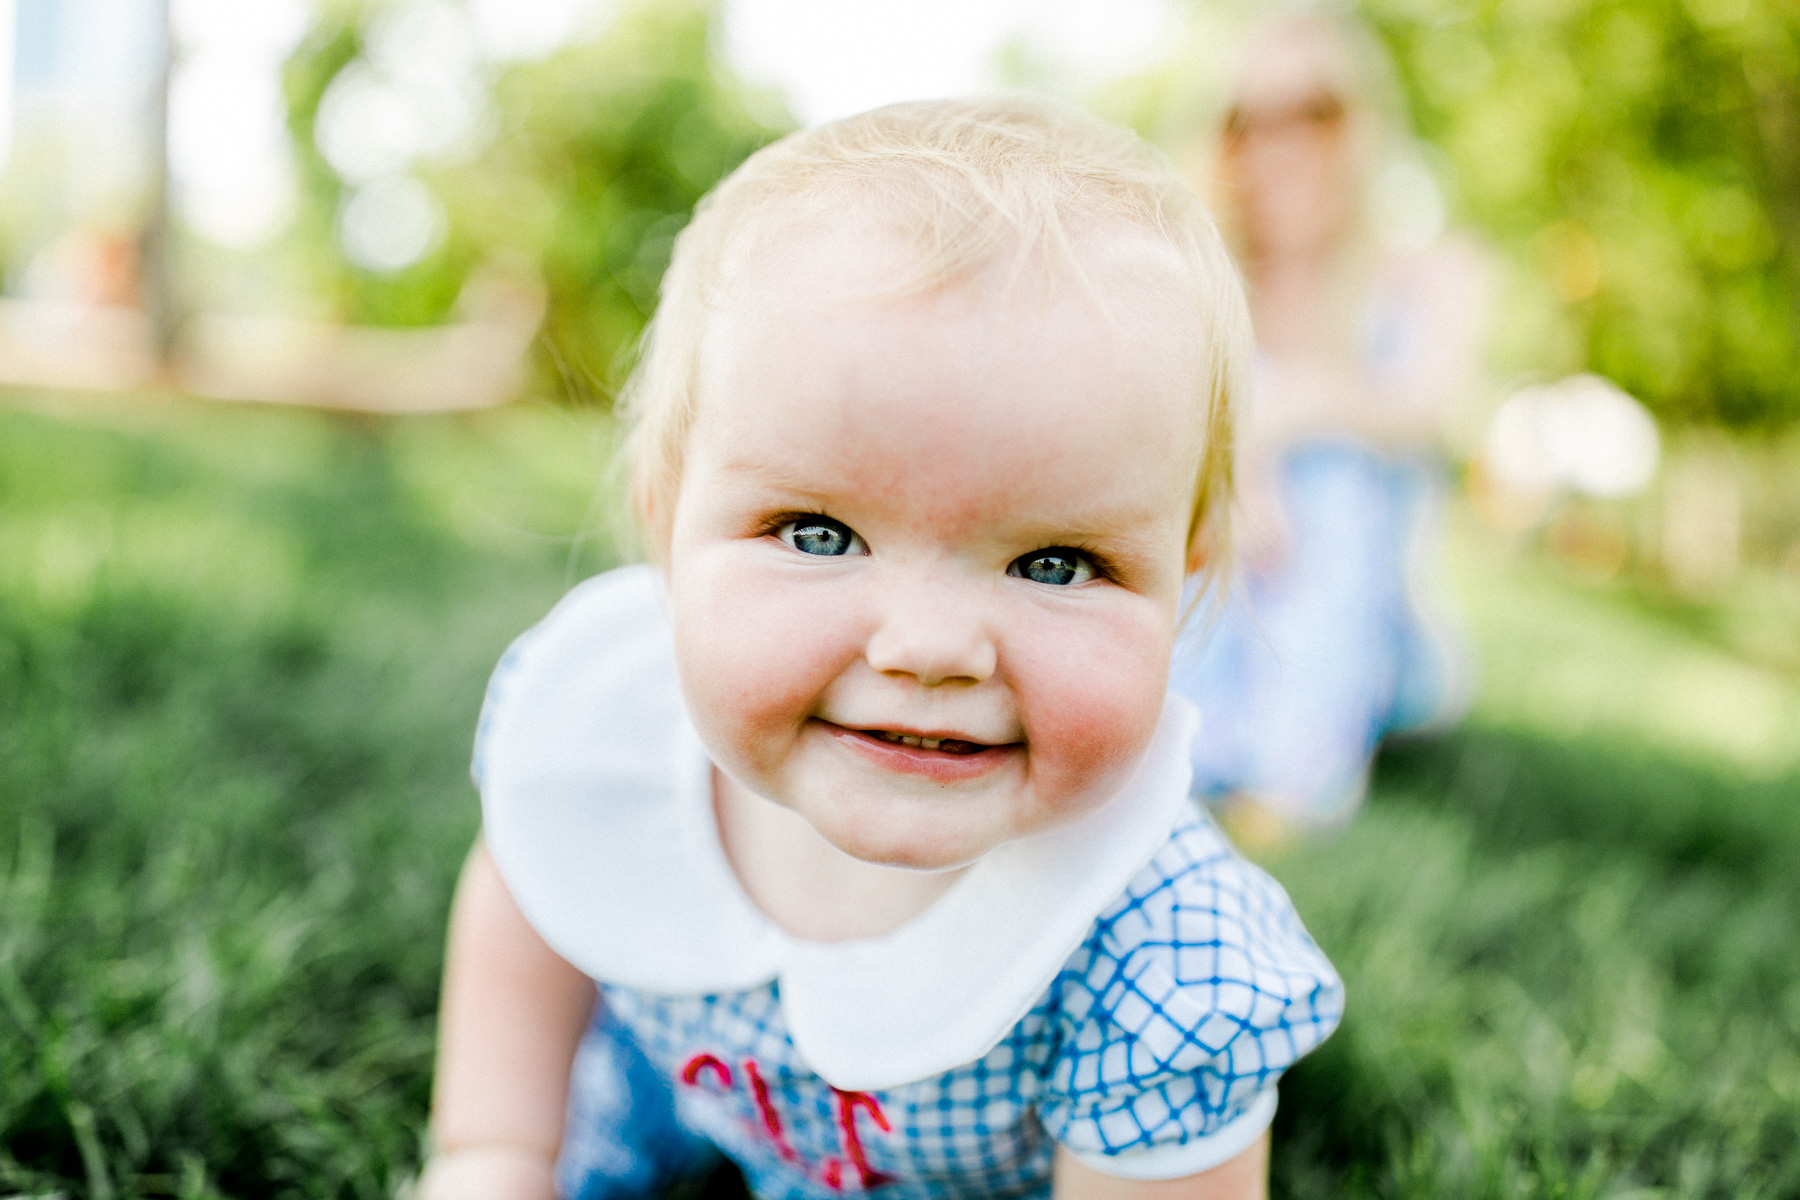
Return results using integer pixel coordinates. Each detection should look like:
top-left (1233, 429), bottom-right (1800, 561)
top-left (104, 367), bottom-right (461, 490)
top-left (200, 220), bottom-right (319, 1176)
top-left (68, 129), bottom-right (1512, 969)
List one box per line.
top-left (561, 808), bottom-right (1343, 1200)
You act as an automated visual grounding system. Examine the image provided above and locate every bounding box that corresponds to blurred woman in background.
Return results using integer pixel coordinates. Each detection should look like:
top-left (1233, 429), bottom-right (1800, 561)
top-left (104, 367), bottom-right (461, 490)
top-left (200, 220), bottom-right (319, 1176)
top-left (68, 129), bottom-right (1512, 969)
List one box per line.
top-left (1173, 11), bottom-right (1490, 847)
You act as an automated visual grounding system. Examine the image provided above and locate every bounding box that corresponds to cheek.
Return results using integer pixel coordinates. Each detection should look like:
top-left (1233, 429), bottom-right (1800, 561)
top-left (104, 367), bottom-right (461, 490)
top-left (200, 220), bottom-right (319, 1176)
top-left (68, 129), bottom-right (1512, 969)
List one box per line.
top-left (668, 551), bottom-right (860, 775)
top-left (1007, 596), bottom-right (1174, 800)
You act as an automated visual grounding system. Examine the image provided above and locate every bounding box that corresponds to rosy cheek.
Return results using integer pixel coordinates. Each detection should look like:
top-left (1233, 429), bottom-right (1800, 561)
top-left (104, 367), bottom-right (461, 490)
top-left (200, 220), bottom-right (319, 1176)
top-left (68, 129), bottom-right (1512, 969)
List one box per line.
top-left (1009, 600), bottom-right (1171, 808)
top-left (670, 555), bottom-right (860, 779)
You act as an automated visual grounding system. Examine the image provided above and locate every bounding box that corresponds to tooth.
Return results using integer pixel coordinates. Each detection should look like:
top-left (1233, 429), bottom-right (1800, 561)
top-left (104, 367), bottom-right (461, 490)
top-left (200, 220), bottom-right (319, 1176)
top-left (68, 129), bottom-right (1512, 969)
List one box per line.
top-left (921, 738), bottom-right (941, 749)
top-left (900, 735), bottom-right (919, 746)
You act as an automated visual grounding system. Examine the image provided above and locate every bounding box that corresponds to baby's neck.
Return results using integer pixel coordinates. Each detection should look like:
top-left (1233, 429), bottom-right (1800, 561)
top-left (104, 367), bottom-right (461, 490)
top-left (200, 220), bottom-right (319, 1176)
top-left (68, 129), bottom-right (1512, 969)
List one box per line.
top-left (712, 769), bottom-right (967, 943)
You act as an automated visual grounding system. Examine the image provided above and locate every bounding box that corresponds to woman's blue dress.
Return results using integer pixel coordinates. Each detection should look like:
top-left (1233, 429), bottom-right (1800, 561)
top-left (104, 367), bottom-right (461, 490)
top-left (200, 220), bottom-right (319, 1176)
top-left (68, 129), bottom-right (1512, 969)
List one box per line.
top-left (1171, 438), bottom-right (1464, 824)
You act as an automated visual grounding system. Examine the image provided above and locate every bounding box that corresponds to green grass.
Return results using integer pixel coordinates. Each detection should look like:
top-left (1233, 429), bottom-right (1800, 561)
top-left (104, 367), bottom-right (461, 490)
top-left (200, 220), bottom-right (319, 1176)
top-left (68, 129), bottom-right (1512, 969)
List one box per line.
top-left (0, 396), bottom-right (618, 1197)
top-left (1272, 533), bottom-right (1800, 1198)
top-left (2, 396), bottom-right (1796, 1198)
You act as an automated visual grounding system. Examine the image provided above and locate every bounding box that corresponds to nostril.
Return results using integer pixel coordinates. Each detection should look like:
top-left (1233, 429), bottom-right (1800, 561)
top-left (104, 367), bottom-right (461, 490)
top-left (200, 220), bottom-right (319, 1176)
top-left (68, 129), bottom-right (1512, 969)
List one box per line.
top-left (866, 638), bottom-right (996, 686)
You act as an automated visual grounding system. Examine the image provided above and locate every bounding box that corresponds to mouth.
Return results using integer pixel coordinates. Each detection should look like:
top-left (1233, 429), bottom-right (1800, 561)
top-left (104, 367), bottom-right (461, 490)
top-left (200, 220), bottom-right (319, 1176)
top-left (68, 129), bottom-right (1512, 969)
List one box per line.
top-left (861, 729), bottom-right (990, 756)
top-left (816, 720), bottom-right (1020, 781)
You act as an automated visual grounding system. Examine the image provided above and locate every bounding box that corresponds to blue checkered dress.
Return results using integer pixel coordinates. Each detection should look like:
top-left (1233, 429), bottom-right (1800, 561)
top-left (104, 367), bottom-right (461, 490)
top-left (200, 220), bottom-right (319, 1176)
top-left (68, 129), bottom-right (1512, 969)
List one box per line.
top-left (556, 807), bottom-right (1342, 1200)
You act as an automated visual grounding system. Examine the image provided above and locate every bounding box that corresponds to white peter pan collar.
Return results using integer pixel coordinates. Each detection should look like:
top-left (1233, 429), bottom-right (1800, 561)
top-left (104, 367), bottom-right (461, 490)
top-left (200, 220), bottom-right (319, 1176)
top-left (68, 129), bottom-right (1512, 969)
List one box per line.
top-left (479, 565), bottom-right (1197, 1092)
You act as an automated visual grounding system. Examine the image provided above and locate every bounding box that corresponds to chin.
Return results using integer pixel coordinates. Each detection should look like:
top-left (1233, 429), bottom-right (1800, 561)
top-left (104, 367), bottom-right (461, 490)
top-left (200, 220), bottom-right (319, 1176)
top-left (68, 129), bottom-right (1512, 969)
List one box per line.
top-left (821, 810), bottom-right (994, 873)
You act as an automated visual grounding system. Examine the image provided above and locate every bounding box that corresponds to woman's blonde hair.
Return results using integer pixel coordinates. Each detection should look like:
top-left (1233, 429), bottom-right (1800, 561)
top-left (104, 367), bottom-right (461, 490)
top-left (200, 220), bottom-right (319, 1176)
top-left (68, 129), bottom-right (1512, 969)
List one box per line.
top-left (620, 94), bottom-right (1248, 571)
top-left (1188, 9), bottom-right (1415, 259)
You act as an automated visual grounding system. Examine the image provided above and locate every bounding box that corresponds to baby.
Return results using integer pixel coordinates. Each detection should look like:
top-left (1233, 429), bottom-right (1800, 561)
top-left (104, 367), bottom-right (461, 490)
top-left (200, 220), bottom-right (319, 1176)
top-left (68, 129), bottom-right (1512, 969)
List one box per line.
top-left (422, 98), bottom-right (1343, 1200)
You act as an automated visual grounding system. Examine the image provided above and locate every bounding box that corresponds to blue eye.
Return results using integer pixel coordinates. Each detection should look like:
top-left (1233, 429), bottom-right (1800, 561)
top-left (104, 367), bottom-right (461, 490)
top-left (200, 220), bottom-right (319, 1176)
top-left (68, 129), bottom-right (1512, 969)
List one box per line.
top-left (778, 518), bottom-right (866, 557)
top-left (1009, 549), bottom-right (1096, 586)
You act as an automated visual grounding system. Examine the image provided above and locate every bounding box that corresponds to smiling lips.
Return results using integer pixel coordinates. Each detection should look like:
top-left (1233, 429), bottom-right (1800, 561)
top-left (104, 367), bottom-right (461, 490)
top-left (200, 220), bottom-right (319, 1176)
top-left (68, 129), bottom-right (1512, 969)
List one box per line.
top-left (820, 720), bottom-right (1018, 781)
top-left (864, 729), bottom-right (988, 755)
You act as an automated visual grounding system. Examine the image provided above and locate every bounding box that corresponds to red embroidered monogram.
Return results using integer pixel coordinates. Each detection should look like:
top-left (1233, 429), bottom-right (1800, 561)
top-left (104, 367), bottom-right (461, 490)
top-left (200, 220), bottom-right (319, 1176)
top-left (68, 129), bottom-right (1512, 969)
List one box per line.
top-left (678, 1052), bottom-right (895, 1191)
top-left (742, 1059), bottom-right (801, 1163)
top-left (834, 1088), bottom-right (898, 1188)
top-left (680, 1053), bottom-right (733, 1089)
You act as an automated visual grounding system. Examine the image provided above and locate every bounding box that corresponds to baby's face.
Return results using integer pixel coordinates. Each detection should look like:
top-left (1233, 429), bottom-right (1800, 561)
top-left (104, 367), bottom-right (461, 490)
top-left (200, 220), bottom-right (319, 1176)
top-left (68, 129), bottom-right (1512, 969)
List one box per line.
top-left (665, 224), bottom-right (1207, 871)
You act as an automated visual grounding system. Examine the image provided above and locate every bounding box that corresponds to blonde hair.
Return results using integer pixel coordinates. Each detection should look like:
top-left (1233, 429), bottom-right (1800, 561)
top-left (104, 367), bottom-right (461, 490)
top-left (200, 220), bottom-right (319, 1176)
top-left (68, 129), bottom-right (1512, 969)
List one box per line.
top-left (620, 95), bottom-right (1248, 571)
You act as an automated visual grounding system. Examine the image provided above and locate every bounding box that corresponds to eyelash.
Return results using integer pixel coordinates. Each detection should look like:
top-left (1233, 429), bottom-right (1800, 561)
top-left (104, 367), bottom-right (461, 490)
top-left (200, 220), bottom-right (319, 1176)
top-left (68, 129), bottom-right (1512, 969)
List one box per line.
top-left (1050, 544), bottom-right (1118, 584)
top-left (1013, 544), bottom-right (1117, 587)
top-left (756, 511), bottom-right (831, 540)
top-left (755, 513), bottom-right (1118, 583)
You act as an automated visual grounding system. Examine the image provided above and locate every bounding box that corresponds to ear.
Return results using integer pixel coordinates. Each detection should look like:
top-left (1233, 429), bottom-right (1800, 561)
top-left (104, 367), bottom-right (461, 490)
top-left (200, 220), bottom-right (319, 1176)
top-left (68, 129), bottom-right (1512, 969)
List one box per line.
top-left (1185, 520), bottom-right (1223, 577)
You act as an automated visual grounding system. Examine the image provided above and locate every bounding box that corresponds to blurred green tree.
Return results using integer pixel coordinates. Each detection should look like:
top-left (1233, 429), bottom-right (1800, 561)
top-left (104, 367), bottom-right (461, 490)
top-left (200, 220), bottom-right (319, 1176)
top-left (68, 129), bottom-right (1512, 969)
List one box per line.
top-left (1361, 0), bottom-right (1799, 430)
top-left (283, 0), bottom-right (787, 401)
top-left (285, 0), bottom-right (1796, 429)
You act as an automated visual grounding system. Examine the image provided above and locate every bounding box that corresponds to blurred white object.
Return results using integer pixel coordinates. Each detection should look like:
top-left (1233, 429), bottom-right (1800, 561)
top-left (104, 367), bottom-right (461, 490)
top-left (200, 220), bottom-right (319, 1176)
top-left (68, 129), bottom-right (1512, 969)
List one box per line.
top-left (466, 0), bottom-right (615, 60)
top-left (0, 0), bottom-right (14, 166)
top-left (170, 0), bottom-right (310, 247)
top-left (718, 0), bottom-right (1179, 126)
top-left (337, 174), bottom-right (447, 273)
top-left (1483, 374), bottom-right (1661, 500)
top-left (9, 0), bottom-right (164, 208)
top-left (315, 62), bottom-right (427, 184)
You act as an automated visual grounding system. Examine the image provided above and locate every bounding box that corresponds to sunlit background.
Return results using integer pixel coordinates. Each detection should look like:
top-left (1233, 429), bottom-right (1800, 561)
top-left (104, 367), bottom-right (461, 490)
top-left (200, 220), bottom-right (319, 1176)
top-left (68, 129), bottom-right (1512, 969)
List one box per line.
top-left (6, 0), bottom-right (1797, 583)
top-left (2, 0), bottom-right (1797, 1195)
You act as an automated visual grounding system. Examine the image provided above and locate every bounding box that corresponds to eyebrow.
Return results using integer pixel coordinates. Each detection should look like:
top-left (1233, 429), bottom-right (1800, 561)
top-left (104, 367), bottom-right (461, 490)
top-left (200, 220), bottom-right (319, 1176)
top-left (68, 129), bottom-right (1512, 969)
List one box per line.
top-left (708, 458), bottom-right (846, 513)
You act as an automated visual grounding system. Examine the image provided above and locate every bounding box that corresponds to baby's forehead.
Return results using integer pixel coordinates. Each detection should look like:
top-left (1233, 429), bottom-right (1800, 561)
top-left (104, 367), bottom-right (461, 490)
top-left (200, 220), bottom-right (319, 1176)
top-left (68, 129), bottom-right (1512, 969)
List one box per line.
top-left (691, 233), bottom-right (1208, 466)
top-left (688, 216), bottom-right (1210, 491)
top-left (711, 211), bottom-right (1203, 353)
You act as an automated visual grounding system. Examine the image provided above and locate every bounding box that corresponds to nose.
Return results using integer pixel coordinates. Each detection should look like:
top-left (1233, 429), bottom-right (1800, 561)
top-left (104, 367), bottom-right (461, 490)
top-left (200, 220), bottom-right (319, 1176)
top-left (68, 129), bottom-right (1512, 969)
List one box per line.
top-left (863, 574), bottom-right (998, 687)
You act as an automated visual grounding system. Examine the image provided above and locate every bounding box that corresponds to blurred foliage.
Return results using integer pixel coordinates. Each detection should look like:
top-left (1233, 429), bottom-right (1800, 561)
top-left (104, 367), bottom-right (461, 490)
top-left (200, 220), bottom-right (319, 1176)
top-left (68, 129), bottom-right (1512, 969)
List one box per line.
top-left (282, 0), bottom-right (786, 399)
top-left (280, 4), bottom-right (472, 329)
top-left (463, 6), bottom-right (785, 398)
top-left (1357, 0), bottom-right (1800, 431)
top-left (274, 0), bottom-right (1798, 427)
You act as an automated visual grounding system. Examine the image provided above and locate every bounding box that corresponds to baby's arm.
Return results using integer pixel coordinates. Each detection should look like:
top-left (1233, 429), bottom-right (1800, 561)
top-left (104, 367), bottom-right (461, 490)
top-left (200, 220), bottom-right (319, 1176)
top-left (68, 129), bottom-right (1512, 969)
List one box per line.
top-left (418, 837), bottom-right (596, 1200)
top-left (1052, 1136), bottom-right (1268, 1200)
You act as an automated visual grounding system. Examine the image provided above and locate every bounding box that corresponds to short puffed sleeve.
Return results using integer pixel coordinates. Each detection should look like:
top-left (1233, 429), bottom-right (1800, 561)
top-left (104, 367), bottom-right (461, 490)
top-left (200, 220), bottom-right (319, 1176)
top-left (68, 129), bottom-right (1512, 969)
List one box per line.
top-left (1038, 811), bottom-right (1344, 1180)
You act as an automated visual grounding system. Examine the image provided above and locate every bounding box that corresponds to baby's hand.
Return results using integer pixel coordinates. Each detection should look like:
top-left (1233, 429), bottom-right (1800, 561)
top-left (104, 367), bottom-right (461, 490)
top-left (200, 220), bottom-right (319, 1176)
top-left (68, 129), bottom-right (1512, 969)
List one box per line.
top-left (414, 1145), bottom-right (559, 1200)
